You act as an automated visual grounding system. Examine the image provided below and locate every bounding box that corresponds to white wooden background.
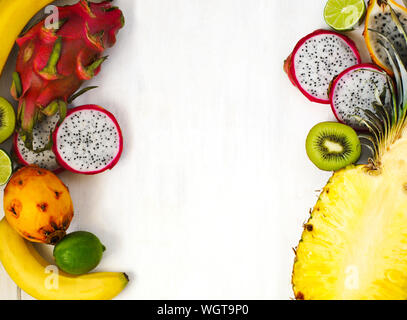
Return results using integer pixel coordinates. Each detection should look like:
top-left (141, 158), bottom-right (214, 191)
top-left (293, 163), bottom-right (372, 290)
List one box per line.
top-left (0, 0), bottom-right (379, 299)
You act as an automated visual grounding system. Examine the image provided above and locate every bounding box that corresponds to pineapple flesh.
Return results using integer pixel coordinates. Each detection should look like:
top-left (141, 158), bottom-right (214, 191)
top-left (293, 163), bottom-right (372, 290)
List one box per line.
top-left (293, 140), bottom-right (407, 299)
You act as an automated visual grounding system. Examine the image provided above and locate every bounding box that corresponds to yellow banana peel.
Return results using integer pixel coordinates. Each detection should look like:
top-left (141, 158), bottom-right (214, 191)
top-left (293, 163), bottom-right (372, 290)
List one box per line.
top-left (0, 218), bottom-right (128, 300)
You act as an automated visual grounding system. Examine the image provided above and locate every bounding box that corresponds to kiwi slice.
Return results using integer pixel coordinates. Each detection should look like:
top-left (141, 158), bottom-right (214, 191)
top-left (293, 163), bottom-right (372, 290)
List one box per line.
top-left (306, 122), bottom-right (361, 171)
top-left (0, 97), bottom-right (15, 144)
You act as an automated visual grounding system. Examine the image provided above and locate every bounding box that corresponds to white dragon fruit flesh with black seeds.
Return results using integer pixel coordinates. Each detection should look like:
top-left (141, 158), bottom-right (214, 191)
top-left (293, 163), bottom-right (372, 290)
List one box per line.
top-left (365, 0), bottom-right (407, 75)
top-left (284, 29), bottom-right (361, 104)
top-left (369, 12), bottom-right (407, 66)
top-left (14, 113), bottom-right (62, 173)
top-left (53, 105), bottom-right (123, 175)
top-left (329, 64), bottom-right (391, 131)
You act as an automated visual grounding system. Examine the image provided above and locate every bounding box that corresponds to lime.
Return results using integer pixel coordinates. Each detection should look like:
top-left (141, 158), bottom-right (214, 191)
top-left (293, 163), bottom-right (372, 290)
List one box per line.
top-left (0, 150), bottom-right (13, 185)
top-left (53, 231), bottom-right (106, 275)
top-left (324, 0), bottom-right (366, 31)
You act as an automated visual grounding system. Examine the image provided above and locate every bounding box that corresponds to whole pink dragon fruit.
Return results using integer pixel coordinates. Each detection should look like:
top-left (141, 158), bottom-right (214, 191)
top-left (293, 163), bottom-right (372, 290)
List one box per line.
top-left (11, 0), bottom-right (124, 150)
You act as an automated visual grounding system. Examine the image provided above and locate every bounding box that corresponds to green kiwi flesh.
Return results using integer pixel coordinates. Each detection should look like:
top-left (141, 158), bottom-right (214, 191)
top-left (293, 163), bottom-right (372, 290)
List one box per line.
top-left (306, 122), bottom-right (361, 171)
top-left (0, 97), bottom-right (15, 144)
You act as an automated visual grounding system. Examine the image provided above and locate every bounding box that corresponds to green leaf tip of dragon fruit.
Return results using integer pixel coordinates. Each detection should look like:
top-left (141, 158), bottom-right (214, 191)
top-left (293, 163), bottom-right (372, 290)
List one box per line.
top-left (39, 37), bottom-right (63, 80)
top-left (11, 72), bottom-right (22, 99)
top-left (68, 86), bottom-right (98, 104)
top-left (12, 0), bottom-right (125, 151)
top-left (79, 55), bottom-right (109, 80)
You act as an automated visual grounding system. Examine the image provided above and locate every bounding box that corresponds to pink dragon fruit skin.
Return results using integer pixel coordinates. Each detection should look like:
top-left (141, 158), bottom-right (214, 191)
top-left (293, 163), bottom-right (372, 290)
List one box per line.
top-left (284, 29), bottom-right (361, 104)
top-left (53, 105), bottom-right (123, 175)
top-left (11, 0), bottom-right (124, 150)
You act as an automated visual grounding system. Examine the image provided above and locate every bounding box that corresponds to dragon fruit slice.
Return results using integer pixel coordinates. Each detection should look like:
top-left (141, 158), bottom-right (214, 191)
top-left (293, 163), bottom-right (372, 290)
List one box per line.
top-left (14, 113), bottom-right (62, 173)
top-left (284, 29), bottom-right (361, 104)
top-left (329, 63), bottom-right (391, 131)
top-left (53, 105), bottom-right (123, 175)
top-left (364, 0), bottom-right (407, 76)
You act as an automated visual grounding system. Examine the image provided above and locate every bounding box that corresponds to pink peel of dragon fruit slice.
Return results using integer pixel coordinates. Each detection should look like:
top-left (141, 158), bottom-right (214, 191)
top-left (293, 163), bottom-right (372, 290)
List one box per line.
top-left (284, 29), bottom-right (361, 104)
top-left (329, 63), bottom-right (391, 131)
top-left (14, 113), bottom-right (63, 173)
top-left (52, 105), bottom-right (123, 175)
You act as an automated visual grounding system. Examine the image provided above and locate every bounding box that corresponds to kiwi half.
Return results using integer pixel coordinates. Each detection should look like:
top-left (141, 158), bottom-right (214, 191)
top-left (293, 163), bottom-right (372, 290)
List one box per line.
top-left (306, 122), bottom-right (361, 171)
top-left (0, 97), bottom-right (15, 144)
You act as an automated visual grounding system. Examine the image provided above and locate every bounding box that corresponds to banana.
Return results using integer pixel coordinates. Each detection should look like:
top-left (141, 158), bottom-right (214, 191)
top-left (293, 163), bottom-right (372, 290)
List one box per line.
top-left (0, 0), bottom-right (129, 299)
top-left (0, 218), bottom-right (129, 300)
top-left (0, 0), bottom-right (55, 75)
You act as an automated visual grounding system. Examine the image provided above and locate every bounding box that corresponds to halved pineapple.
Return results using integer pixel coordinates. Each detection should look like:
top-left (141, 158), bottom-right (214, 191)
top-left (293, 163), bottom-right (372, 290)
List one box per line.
top-left (293, 156), bottom-right (407, 299)
top-left (293, 0), bottom-right (407, 300)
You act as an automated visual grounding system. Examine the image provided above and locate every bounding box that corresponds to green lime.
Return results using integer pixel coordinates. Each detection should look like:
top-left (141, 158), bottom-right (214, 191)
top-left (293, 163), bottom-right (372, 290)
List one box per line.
top-left (324, 0), bottom-right (366, 31)
top-left (53, 231), bottom-right (106, 275)
top-left (0, 150), bottom-right (12, 185)
top-left (0, 97), bottom-right (15, 144)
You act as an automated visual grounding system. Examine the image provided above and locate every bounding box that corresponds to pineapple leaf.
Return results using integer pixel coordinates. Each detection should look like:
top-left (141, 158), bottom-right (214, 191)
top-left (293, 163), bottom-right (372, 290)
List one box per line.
top-left (374, 86), bottom-right (384, 106)
top-left (363, 109), bottom-right (385, 141)
top-left (353, 114), bottom-right (381, 146)
top-left (372, 102), bottom-right (389, 139)
top-left (361, 64), bottom-right (398, 124)
top-left (385, 76), bottom-right (399, 125)
top-left (388, 2), bottom-right (407, 44)
top-left (358, 134), bottom-right (379, 159)
top-left (370, 30), bottom-right (407, 119)
top-left (378, 43), bottom-right (402, 108)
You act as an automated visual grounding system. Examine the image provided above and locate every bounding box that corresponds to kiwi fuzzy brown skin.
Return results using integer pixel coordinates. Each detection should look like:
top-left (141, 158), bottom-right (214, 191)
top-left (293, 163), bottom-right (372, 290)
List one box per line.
top-left (306, 122), bottom-right (361, 171)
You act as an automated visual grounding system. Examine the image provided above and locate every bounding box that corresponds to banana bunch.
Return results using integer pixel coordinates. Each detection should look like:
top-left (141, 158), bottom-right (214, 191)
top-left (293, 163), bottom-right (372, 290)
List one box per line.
top-left (0, 218), bottom-right (128, 300)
